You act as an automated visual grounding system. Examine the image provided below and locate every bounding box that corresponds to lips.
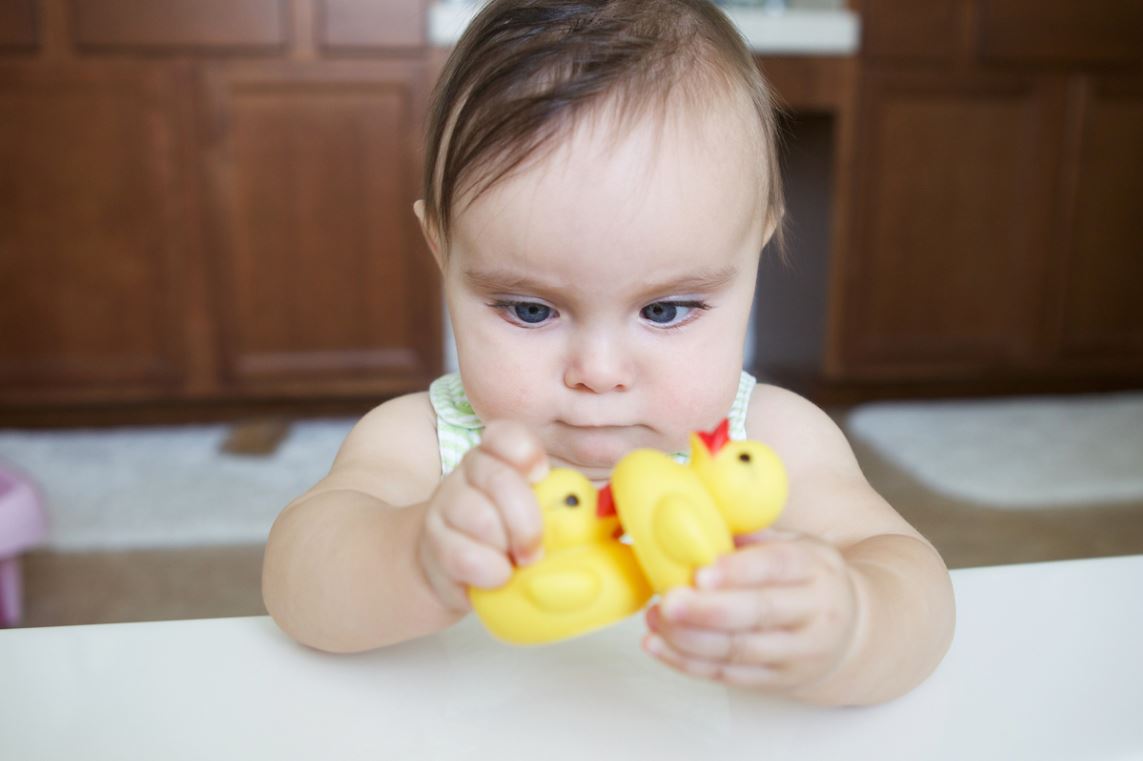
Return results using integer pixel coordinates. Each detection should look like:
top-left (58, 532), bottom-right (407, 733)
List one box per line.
top-left (557, 420), bottom-right (634, 430)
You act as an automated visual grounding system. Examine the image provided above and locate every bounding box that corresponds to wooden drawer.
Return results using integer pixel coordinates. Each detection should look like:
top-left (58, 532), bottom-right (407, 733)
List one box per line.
top-left (978, 0), bottom-right (1143, 65)
top-left (318, 0), bottom-right (426, 51)
top-left (71, 0), bottom-right (287, 50)
top-left (0, 0), bottom-right (36, 49)
top-left (859, 0), bottom-right (963, 63)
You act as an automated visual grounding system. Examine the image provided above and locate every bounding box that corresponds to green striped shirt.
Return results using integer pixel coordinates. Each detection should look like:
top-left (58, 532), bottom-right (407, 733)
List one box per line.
top-left (428, 371), bottom-right (758, 476)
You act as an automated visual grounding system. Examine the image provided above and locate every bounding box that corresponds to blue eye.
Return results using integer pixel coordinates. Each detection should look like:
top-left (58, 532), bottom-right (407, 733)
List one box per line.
top-left (642, 302), bottom-right (680, 324)
top-left (642, 300), bottom-right (710, 327)
top-left (490, 300), bottom-right (554, 326)
top-left (513, 302), bottom-right (551, 323)
top-left (486, 297), bottom-right (553, 324)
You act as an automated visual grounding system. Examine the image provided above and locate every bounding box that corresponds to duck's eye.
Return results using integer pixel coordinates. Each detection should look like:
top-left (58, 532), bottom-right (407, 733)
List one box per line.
top-left (564, 494), bottom-right (579, 507)
top-left (738, 453), bottom-right (752, 463)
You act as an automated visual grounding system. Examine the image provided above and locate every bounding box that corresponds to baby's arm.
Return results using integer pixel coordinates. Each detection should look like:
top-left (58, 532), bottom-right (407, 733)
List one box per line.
top-left (644, 385), bottom-right (955, 705)
top-left (262, 393), bottom-right (546, 653)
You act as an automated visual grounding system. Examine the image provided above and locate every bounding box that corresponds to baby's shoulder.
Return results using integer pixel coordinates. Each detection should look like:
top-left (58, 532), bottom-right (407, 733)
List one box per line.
top-left (744, 383), bottom-right (858, 473)
top-left (325, 391), bottom-right (442, 505)
top-left (745, 382), bottom-right (835, 431)
top-left (350, 391), bottom-right (438, 448)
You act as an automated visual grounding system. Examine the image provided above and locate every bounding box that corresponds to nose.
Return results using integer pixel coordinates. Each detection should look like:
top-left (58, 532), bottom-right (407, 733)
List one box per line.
top-left (564, 330), bottom-right (633, 393)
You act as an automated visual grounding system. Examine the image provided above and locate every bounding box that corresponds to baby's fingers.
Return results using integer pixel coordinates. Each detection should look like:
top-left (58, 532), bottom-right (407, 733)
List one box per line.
top-left (696, 539), bottom-right (816, 589)
top-left (463, 445), bottom-right (544, 564)
top-left (646, 607), bottom-right (809, 665)
top-left (660, 586), bottom-right (816, 632)
top-left (642, 635), bottom-right (791, 689)
top-left (440, 486), bottom-right (510, 553)
top-left (480, 420), bottom-right (549, 483)
top-left (425, 510), bottom-right (514, 589)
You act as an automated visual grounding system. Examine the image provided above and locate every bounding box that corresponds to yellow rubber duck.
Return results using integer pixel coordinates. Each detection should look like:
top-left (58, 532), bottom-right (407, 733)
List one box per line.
top-left (606, 419), bottom-right (788, 593)
top-left (470, 468), bottom-right (653, 645)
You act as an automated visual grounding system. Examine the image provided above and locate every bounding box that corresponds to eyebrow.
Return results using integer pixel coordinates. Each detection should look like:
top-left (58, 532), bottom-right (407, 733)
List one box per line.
top-left (638, 265), bottom-right (739, 296)
top-left (461, 267), bottom-right (565, 294)
top-left (461, 264), bottom-right (738, 298)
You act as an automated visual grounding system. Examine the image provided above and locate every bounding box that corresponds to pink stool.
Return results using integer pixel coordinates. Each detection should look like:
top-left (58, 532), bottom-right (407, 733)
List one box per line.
top-left (0, 466), bottom-right (48, 627)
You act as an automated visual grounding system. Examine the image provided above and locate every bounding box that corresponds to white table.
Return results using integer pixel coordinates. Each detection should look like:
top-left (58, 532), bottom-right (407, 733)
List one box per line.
top-left (3, 555), bottom-right (1142, 760)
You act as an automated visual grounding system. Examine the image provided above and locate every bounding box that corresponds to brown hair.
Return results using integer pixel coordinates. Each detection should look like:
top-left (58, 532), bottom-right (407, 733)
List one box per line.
top-left (422, 0), bottom-right (785, 255)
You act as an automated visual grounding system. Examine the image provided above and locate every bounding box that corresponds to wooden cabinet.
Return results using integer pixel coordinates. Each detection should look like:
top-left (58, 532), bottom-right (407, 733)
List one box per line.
top-left (318, 0), bottom-right (427, 50)
top-left (2, 0), bottom-right (1139, 417)
top-left (0, 0), bottom-right (440, 417)
top-left (977, 0), bottom-right (1143, 65)
top-left (0, 0), bottom-right (36, 49)
top-left (819, 0), bottom-right (1143, 393)
top-left (200, 61), bottom-right (437, 397)
top-left (70, 0), bottom-right (288, 50)
top-left (0, 63), bottom-right (192, 402)
top-left (833, 70), bottom-right (1064, 379)
top-left (1052, 76), bottom-right (1143, 369)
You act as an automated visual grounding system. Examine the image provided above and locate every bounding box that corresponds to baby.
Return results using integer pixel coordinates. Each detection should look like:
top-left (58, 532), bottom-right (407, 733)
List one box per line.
top-left (263, 0), bottom-right (955, 706)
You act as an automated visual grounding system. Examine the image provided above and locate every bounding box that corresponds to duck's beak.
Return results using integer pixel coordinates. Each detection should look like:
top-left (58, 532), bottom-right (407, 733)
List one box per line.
top-left (695, 418), bottom-right (731, 454)
top-left (596, 485), bottom-right (624, 539)
top-left (597, 484), bottom-right (616, 517)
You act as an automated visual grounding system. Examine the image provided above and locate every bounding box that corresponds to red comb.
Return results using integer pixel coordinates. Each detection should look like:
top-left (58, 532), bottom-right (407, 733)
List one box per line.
top-left (696, 418), bottom-right (731, 454)
top-left (597, 484), bottom-right (616, 518)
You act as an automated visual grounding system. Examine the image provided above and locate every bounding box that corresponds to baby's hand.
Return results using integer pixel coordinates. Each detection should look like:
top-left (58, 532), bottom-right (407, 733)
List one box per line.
top-left (643, 531), bottom-right (859, 693)
top-left (417, 421), bottom-right (549, 612)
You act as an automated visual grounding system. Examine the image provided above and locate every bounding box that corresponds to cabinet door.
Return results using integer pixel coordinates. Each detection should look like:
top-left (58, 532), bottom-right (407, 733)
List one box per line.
top-left (1052, 76), bottom-right (1143, 371)
top-left (859, 0), bottom-right (963, 63)
top-left (829, 70), bottom-right (1063, 380)
top-left (200, 61), bottom-right (440, 397)
top-left (978, 0), bottom-right (1143, 66)
top-left (0, 0), bottom-right (36, 49)
top-left (0, 64), bottom-right (190, 403)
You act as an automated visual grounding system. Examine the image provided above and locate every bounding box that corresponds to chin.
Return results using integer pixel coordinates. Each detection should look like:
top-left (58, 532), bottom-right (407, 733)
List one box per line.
top-left (548, 427), bottom-right (630, 468)
top-left (550, 426), bottom-right (642, 471)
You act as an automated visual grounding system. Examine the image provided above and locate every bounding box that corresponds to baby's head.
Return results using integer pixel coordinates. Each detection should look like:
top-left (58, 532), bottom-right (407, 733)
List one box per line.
top-left (415, 0), bottom-right (785, 478)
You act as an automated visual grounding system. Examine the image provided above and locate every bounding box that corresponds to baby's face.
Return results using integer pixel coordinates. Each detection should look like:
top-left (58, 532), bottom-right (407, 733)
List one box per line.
top-left (437, 97), bottom-right (768, 481)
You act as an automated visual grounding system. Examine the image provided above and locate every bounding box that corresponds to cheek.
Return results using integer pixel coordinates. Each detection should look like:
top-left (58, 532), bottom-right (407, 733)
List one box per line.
top-left (645, 343), bottom-right (742, 438)
top-left (456, 330), bottom-right (556, 422)
top-left (656, 373), bottom-right (734, 425)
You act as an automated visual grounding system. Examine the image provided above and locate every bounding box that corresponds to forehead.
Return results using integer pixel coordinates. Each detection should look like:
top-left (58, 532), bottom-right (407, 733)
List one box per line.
top-left (450, 92), bottom-right (766, 282)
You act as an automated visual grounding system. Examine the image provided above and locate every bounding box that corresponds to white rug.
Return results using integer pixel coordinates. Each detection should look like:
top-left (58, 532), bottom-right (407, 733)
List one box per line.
top-left (6, 393), bottom-right (1142, 551)
top-left (845, 393), bottom-right (1143, 510)
top-left (0, 420), bottom-right (356, 550)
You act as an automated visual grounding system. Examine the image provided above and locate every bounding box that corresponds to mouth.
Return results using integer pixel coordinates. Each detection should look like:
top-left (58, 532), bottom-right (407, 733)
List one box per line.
top-left (556, 420), bottom-right (636, 431)
top-left (548, 424), bottom-right (637, 471)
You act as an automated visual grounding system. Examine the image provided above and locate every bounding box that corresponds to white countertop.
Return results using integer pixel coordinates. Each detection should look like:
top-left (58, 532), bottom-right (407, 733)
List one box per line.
top-left (429, 2), bottom-right (860, 55)
top-left (3, 554), bottom-right (1143, 760)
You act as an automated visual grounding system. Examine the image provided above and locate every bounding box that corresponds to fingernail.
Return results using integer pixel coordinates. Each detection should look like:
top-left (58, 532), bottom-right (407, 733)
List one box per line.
top-left (645, 635), bottom-right (665, 656)
top-left (695, 567), bottom-right (721, 589)
top-left (661, 591), bottom-right (687, 622)
top-left (527, 460), bottom-right (549, 484)
top-left (516, 545), bottom-right (543, 566)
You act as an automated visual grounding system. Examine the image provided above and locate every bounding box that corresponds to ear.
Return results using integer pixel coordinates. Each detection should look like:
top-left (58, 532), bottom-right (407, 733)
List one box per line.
top-left (760, 206), bottom-right (783, 248)
top-left (413, 199), bottom-right (445, 272)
